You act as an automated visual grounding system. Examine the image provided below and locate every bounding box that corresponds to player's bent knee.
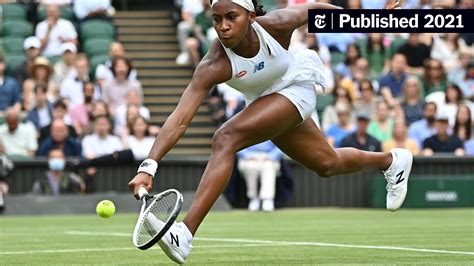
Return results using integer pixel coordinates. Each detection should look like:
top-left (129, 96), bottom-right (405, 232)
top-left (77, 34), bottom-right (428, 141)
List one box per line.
top-left (212, 126), bottom-right (238, 153)
top-left (314, 158), bottom-right (338, 178)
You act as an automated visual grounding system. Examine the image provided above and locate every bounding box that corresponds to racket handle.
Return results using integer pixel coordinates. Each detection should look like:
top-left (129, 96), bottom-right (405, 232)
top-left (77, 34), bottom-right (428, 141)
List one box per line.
top-left (138, 187), bottom-right (149, 199)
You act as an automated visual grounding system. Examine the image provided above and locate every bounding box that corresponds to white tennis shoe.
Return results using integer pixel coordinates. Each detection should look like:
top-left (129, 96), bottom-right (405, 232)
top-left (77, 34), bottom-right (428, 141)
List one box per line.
top-left (158, 222), bottom-right (193, 264)
top-left (383, 148), bottom-right (413, 211)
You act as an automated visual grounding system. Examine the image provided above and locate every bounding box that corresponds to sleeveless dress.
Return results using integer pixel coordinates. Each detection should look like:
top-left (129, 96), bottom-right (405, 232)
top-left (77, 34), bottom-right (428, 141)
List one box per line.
top-left (220, 22), bottom-right (327, 120)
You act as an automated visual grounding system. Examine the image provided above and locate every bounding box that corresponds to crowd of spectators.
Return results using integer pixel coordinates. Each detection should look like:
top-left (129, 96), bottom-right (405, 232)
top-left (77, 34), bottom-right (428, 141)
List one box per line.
top-left (0, 1), bottom-right (157, 195)
top-left (173, 0), bottom-right (473, 159)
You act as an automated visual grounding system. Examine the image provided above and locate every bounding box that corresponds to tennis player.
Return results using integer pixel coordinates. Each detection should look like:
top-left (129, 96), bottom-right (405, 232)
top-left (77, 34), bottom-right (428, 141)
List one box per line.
top-left (129, 0), bottom-right (408, 263)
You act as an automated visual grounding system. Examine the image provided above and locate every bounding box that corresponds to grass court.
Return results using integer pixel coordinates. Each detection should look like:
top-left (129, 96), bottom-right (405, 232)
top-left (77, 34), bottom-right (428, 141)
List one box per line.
top-left (1, 208), bottom-right (473, 264)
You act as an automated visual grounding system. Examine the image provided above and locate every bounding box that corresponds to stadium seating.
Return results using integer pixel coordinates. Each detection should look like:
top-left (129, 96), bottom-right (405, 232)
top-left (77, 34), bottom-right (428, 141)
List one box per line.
top-left (2, 20), bottom-right (33, 37)
top-left (5, 54), bottom-right (26, 75)
top-left (80, 20), bottom-right (115, 40)
top-left (330, 51), bottom-right (345, 66)
top-left (84, 38), bottom-right (114, 57)
top-left (1, 3), bottom-right (27, 21)
top-left (89, 54), bottom-right (110, 80)
top-left (1, 36), bottom-right (25, 55)
top-left (114, 10), bottom-right (214, 155)
top-left (316, 94), bottom-right (334, 122)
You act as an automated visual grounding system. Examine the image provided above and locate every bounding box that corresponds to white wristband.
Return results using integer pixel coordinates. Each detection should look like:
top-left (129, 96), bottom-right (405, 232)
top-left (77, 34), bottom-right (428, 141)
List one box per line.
top-left (137, 159), bottom-right (158, 178)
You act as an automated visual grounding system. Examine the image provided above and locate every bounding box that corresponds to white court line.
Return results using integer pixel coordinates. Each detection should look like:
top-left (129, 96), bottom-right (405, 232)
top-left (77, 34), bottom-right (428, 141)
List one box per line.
top-left (2, 231), bottom-right (472, 256)
top-left (0, 244), bottom-right (279, 255)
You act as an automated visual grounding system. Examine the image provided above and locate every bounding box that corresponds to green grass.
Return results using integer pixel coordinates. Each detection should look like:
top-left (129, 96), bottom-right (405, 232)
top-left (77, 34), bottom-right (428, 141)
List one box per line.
top-left (1, 208), bottom-right (473, 265)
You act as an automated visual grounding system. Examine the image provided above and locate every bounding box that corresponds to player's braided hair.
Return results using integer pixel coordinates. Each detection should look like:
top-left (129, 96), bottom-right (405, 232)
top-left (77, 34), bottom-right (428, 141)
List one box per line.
top-left (252, 0), bottom-right (266, 16)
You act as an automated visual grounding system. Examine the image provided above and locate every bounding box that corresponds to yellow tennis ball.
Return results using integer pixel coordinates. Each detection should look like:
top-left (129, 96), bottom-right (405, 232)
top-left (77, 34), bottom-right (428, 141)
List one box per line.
top-left (96, 200), bottom-right (115, 218)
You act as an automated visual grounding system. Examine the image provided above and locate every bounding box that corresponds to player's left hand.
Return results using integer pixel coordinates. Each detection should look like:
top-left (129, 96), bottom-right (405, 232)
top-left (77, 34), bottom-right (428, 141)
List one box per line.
top-left (383, 0), bottom-right (401, 9)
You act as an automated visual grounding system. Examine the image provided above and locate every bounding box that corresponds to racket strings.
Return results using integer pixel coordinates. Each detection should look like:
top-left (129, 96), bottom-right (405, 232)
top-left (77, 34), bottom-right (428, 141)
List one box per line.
top-left (136, 192), bottom-right (179, 246)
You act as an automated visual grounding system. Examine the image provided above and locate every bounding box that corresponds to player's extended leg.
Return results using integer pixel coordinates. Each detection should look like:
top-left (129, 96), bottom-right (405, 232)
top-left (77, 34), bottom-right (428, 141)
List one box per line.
top-left (272, 118), bottom-right (392, 176)
top-left (182, 93), bottom-right (304, 234)
top-left (271, 118), bottom-right (412, 210)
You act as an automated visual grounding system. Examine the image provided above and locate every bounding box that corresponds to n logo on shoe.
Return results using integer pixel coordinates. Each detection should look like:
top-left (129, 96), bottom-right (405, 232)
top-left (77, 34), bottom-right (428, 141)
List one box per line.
top-left (396, 171), bottom-right (405, 184)
top-left (170, 232), bottom-right (179, 247)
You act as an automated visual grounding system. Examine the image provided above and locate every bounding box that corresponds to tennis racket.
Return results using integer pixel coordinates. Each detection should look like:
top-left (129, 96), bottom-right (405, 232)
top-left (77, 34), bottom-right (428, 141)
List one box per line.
top-left (132, 187), bottom-right (183, 250)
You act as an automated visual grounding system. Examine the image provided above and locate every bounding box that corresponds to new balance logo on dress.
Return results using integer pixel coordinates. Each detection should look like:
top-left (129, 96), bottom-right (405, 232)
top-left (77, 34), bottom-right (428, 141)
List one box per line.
top-left (253, 61), bottom-right (265, 73)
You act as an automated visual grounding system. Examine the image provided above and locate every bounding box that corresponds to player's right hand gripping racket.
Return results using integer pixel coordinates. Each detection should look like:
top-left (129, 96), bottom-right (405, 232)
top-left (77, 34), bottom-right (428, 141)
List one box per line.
top-left (132, 187), bottom-right (183, 250)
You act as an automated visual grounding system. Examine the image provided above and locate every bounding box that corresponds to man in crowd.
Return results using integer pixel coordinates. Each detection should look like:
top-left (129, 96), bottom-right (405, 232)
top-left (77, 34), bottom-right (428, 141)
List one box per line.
top-left (36, 4), bottom-right (78, 57)
top-left (340, 111), bottom-right (382, 152)
top-left (0, 55), bottom-right (21, 112)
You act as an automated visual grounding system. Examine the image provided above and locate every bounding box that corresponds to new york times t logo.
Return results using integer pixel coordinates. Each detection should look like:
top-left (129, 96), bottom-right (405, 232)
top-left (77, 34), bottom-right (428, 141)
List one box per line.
top-left (314, 14), bottom-right (326, 29)
top-left (308, 9), bottom-right (473, 33)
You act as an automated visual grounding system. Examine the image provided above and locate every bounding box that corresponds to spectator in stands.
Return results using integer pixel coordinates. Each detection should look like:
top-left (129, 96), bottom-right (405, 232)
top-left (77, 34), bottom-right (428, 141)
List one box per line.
top-left (408, 101), bottom-right (438, 148)
top-left (354, 79), bottom-right (379, 116)
top-left (22, 56), bottom-right (57, 111)
top-left (317, 32), bottom-right (356, 55)
top-left (449, 59), bottom-right (474, 101)
top-left (0, 55), bottom-right (21, 112)
top-left (52, 42), bottom-right (77, 87)
top-left (400, 76), bottom-right (424, 126)
top-left (102, 57), bottom-right (143, 114)
top-left (60, 55), bottom-right (99, 106)
top-left (82, 115), bottom-right (123, 159)
top-left (32, 148), bottom-right (85, 195)
top-left (26, 83), bottom-right (53, 131)
top-left (81, 114), bottom-right (122, 190)
top-left (123, 116), bottom-right (155, 160)
top-left (335, 43), bottom-right (361, 79)
top-left (382, 120), bottom-right (420, 155)
top-left (379, 53), bottom-right (408, 107)
top-left (365, 33), bottom-right (389, 77)
top-left (114, 90), bottom-right (150, 137)
top-left (431, 33), bottom-right (467, 72)
top-left (325, 102), bottom-right (355, 148)
top-left (95, 42), bottom-right (138, 89)
top-left (73, 0), bottom-right (112, 21)
top-left (185, 0), bottom-right (214, 68)
top-left (368, 100), bottom-right (396, 143)
top-left (69, 81), bottom-right (96, 138)
top-left (397, 33), bottom-right (431, 75)
top-left (464, 132), bottom-right (474, 155)
top-left (322, 86), bottom-right (356, 131)
top-left (36, 4), bottom-right (78, 57)
top-left (175, 0), bottom-right (204, 65)
top-left (0, 108), bottom-right (38, 157)
top-left (421, 58), bottom-right (448, 97)
top-left (39, 99), bottom-right (76, 143)
top-left (36, 119), bottom-right (82, 157)
top-left (453, 104), bottom-right (472, 143)
top-left (14, 36), bottom-right (41, 86)
top-left (340, 111), bottom-right (382, 152)
top-left (207, 83), bottom-right (245, 126)
top-left (422, 113), bottom-right (465, 156)
top-left (237, 140), bottom-right (282, 212)
top-left (339, 57), bottom-right (378, 100)
top-left (426, 83), bottom-right (469, 127)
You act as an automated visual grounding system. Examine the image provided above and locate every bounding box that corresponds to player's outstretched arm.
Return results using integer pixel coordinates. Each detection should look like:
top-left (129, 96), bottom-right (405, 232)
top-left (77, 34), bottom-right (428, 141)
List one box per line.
top-left (128, 41), bottom-right (232, 199)
top-left (263, 0), bottom-right (400, 34)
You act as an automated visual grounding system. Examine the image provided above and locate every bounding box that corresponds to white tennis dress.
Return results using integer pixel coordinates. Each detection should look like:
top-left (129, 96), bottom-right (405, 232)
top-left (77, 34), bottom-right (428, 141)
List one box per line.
top-left (221, 22), bottom-right (327, 120)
